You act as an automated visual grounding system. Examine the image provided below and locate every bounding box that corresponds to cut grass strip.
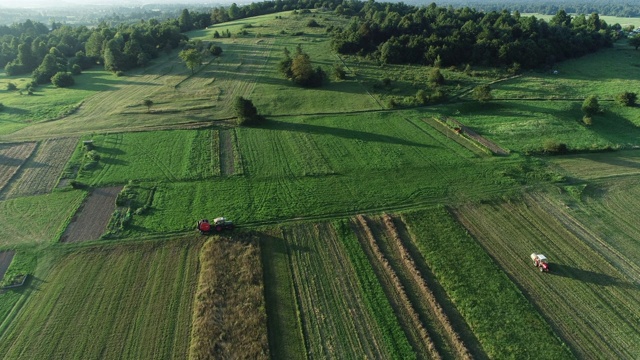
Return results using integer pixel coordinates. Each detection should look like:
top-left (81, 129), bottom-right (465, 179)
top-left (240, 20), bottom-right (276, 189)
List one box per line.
top-left (334, 219), bottom-right (415, 360)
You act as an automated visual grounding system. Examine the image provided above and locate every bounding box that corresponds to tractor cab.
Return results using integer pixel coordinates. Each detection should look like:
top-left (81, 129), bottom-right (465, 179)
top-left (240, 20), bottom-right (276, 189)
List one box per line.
top-left (531, 253), bottom-right (550, 272)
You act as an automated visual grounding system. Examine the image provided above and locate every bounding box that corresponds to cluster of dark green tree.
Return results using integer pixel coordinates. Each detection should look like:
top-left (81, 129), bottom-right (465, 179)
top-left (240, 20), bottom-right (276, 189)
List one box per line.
top-left (1, 18), bottom-right (186, 85)
top-left (440, 0), bottom-right (640, 18)
top-left (330, 3), bottom-right (614, 68)
top-left (279, 45), bottom-right (326, 87)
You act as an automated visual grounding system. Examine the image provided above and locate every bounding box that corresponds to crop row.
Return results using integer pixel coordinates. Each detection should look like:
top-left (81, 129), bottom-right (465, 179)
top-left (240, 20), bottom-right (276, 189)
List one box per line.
top-left (0, 239), bottom-right (200, 359)
top-left (380, 214), bottom-right (473, 359)
top-left (334, 219), bottom-right (415, 359)
top-left (0, 142), bottom-right (37, 195)
top-left (352, 215), bottom-right (440, 359)
top-left (401, 207), bottom-right (572, 359)
top-left (2, 138), bottom-right (78, 199)
top-left (281, 222), bottom-right (392, 358)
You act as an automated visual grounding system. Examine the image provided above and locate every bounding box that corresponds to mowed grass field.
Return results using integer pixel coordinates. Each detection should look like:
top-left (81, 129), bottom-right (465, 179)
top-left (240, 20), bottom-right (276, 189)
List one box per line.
top-left (0, 191), bottom-right (86, 248)
top-left (0, 239), bottom-right (201, 359)
top-left (453, 193), bottom-right (640, 358)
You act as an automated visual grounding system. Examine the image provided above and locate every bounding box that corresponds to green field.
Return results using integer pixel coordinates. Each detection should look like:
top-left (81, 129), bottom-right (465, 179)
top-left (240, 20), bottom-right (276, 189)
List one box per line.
top-left (0, 239), bottom-right (201, 359)
top-left (0, 191), bottom-right (86, 248)
top-left (1, 8), bottom-right (640, 360)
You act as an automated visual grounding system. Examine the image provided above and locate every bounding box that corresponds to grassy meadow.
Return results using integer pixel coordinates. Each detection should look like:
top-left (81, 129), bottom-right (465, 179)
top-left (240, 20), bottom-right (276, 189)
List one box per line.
top-left (1, 9), bottom-right (640, 360)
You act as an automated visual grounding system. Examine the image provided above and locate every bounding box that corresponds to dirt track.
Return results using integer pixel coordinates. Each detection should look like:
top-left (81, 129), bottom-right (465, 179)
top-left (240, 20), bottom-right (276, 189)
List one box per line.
top-left (60, 186), bottom-right (122, 243)
top-left (0, 250), bottom-right (15, 282)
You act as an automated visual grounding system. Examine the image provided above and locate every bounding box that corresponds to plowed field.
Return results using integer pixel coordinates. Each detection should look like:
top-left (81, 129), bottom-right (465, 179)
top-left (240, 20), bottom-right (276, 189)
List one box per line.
top-left (454, 194), bottom-right (640, 359)
top-left (2, 138), bottom-right (78, 199)
top-left (0, 142), bottom-right (36, 194)
top-left (60, 186), bottom-right (122, 243)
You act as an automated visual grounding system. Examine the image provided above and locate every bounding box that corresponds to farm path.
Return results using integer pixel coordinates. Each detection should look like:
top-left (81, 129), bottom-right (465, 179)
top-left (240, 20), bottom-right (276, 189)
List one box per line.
top-left (0, 251), bottom-right (15, 282)
top-left (60, 186), bottom-right (122, 243)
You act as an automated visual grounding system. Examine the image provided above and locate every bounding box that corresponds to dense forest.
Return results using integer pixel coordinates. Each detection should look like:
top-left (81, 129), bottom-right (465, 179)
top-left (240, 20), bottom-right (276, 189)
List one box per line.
top-left (330, 2), bottom-right (615, 68)
top-left (435, 0), bottom-right (640, 18)
top-left (0, 0), bottom-right (628, 86)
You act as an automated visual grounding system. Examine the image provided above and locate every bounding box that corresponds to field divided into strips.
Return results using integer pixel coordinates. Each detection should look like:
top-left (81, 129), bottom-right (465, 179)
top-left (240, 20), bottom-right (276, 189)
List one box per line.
top-left (454, 195), bottom-right (640, 359)
top-left (76, 130), bottom-right (214, 186)
top-left (401, 207), bottom-right (572, 359)
top-left (352, 214), bottom-right (477, 359)
top-left (1, 138), bottom-right (78, 199)
top-left (189, 236), bottom-right (268, 359)
top-left (0, 239), bottom-right (201, 360)
top-left (132, 113), bottom-right (529, 233)
top-left (0, 191), bottom-right (86, 248)
top-left (267, 222), bottom-right (397, 359)
top-left (0, 142), bottom-right (36, 193)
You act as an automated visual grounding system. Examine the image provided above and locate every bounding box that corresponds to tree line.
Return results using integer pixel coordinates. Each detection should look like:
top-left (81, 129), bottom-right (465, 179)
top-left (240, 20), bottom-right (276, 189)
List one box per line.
top-left (330, 2), bottom-right (615, 69)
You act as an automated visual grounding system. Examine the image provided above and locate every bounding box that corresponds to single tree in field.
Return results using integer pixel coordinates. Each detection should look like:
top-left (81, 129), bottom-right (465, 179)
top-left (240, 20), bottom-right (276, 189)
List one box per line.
top-left (582, 95), bottom-right (600, 116)
top-left (616, 92), bottom-right (637, 106)
top-left (143, 99), bottom-right (154, 113)
top-left (179, 48), bottom-right (203, 74)
top-left (629, 35), bottom-right (640, 50)
top-left (472, 84), bottom-right (493, 102)
top-left (234, 96), bottom-right (263, 126)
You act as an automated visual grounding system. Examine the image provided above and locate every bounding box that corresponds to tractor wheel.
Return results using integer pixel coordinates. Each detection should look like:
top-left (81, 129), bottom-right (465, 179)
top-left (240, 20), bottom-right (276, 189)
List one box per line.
top-left (216, 225), bottom-right (223, 232)
top-left (227, 224), bottom-right (235, 230)
top-left (539, 266), bottom-right (544, 272)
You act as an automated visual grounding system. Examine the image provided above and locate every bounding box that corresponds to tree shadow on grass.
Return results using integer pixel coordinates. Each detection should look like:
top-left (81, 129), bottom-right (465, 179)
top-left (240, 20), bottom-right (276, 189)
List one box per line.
top-left (551, 263), bottom-right (637, 289)
top-left (264, 119), bottom-right (432, 148)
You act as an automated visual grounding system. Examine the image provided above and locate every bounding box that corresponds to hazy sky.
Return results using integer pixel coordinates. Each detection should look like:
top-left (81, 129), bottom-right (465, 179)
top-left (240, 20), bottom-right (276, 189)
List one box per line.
top-left (0, 0), bottom-right (232, 8)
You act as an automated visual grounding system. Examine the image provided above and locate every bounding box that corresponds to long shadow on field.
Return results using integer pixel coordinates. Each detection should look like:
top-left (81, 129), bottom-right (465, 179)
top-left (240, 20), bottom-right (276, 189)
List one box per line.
top-left (551, 264), bottom-right (636, 289)
top-left (266, 120), bottom-right (432, 148)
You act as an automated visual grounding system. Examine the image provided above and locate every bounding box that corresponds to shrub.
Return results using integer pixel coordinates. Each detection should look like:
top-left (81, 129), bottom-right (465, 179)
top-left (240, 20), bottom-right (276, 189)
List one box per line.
top-left (51, 72), bottom-right (75, 88)
top-left (71, 64), bottom-right (82, 75)
top-left (472, 84), bottom-right (492, 102)
top-left (415, 89), bottom-right (428, 104)
top-left (582, 95), bottom-right (600, 116)
top-left (115, 71), bottom-right (125, 77)
top-left (209, 45), bottom-right (223, 56)
top-left (615, 91), bottom-right (637, 107)
top-left (0, 103), bottom-right (4, 111)
top-left (6, 82), bottom-right (17, 91)
top-left (582, 115), bottom-right (593, 126)
top-left (333, 64), bottom-right (346, 80)
top-left (307, 19), bottom-right (321, 27)
top-left (543, 140), bottom-right (568, 154)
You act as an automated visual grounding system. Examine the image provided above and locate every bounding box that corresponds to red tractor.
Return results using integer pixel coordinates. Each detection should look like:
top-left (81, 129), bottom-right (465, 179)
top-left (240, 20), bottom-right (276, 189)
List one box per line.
top-left (197, 217), bottom-right (234, 234)
top-left (531, 253), bottom-right (550, 272)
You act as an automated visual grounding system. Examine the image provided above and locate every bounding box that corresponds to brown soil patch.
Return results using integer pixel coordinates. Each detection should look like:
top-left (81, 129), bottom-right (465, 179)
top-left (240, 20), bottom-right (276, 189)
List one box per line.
top-left (219, 129), bottom-right (235, 176)
top-left (60, 186), bottom-right (122, 243)
top-left (0, 250), bottom-right (15, 282)
top-left (0, 142), bottom-right (37, 194)
top-left (444, 117), bottom-right (509, 156)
